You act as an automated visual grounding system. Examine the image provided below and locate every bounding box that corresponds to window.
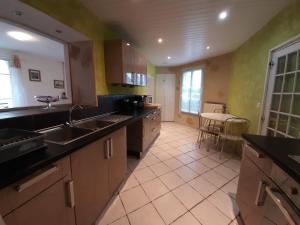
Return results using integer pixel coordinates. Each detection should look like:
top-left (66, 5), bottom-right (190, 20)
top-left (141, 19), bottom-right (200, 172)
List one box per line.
top-left (0, 60), bottom-right (12, 108)
top-left (180, 69), bottom-right (203, 114)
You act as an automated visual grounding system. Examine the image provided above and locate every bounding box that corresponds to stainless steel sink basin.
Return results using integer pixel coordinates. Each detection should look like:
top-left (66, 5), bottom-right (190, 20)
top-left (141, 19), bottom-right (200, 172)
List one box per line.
top-left (75, 120), bottom-right (115, 131)
top-left (44, 125), bottom-right (92, 145)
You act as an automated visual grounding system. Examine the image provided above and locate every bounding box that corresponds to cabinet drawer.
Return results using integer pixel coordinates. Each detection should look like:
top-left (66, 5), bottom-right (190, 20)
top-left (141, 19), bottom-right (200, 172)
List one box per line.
top-left (0, 156), bottom-right (71, 216)
top-left (244, 143), bottom-right (272, 176)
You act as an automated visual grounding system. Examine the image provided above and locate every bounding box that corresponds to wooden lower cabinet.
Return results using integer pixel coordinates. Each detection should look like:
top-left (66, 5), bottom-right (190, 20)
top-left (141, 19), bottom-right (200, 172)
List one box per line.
top-left (71, 127), bottom-right (127, 225)
top-left (107, 127), bottom-right (127, 195)
top-left (4, 175), bottom-right (75, 225)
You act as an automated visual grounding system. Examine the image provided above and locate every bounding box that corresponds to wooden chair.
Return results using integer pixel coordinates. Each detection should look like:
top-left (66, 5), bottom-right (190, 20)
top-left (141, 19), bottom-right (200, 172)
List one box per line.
top-left (217, 117), bottom-right (250, 158)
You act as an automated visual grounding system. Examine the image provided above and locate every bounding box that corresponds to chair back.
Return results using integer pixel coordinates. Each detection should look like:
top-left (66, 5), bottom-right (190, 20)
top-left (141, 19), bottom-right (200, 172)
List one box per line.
top-left (223, 117), bottom-right (250, 137)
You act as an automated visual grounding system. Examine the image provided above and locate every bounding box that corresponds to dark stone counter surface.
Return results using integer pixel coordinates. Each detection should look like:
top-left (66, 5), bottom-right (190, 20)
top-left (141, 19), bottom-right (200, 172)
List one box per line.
top-left (243, 134), bottom-right (300, 182)
top-left (0, 109), bottom-right (157, 189)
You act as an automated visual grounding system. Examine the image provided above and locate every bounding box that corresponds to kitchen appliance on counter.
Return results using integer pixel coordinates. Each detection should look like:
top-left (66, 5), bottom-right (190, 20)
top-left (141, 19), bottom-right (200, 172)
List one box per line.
top-left (122, 96), bottom-right (145, 112)
top-left (0, 128), bottom-right (46, 164)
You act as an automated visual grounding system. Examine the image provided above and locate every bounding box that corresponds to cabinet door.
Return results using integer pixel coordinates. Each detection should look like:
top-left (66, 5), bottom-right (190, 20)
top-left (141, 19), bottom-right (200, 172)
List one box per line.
top-left (143, 116), bottom-right (151, 150)
top-left (236, 154), bottom-right (271, 225)
top-left (108, 127), bottom-right (127, 195)
top-left (71, 139), bottom-right (110, 225)
top-left (4, 176), bottom-right (75, 225)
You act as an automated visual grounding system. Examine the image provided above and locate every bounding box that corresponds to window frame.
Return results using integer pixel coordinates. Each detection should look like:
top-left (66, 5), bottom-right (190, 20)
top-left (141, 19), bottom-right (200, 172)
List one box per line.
top-left (179, 66), bottom-right (204, 115)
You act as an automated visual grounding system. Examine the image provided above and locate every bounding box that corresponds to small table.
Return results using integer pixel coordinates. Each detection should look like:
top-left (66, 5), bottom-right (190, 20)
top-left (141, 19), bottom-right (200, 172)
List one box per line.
top-left (200, 113), bottom-right (236, 122)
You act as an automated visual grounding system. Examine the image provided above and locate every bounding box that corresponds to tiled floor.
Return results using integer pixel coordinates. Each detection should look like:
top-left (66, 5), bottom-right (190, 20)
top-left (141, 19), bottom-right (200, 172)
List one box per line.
top-left (97, 122), bottom-right (242, 225)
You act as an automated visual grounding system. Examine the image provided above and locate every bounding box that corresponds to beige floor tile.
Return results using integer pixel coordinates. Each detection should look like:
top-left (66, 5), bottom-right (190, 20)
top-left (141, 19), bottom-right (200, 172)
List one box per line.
top-left (167, 149), bottom-right (184, 157)
top-left (186, 150), bottom-right (205, 160)
top-left (187, 160), bottom-right (210, 175)
top-left (189, 176), bottom-right (218, 198)
top-left (191, 200), bottom-right (231, 225)
top-left (153, 192), bottom-right (187, 224)
top-left (214, 165), bottom-right (238, 180)
top-left (164, 158), bottom-right (184, 170)
top-left (98, 196), bottom-right (126, 225)
top-left (154, 152), bottom-right (173, 161)
top-left (208, 152), bottom-right (232, 163)
top-left (174, 166), bottom-right (199, 182)
top-left (171, 212), bottom-right (202, 225)
top-left (172, 183), bottom-right (204, 209)
top-left (120, 186), bottom-right (150, 213)
top-left (120, 174), bottom-right (139, 192)
top-left (128, 203), bottom-right (165, 225)
top-left (134, 167), bottom-right (156, 184)
top-left (176, 144), bottom-right (192, 153)
top-left (232, 176), bottom-right (239, 184)
top-left (223, 158), bottom-right (241, 172)
top-left (141, 178), bottom-right (169, 201)
top-left (110, 216), bottom-right (130, 225)
top-left (208, 190), bottom-right (239, 220)
top-left (159, 172), bottom-right (185, 190)
top-left (149, 162), bottom-right (171, 176)
top-left (199, 157), bottom-right (220, 168)
top-left (202, 170), bottom-right (229, 188)
top-left (143, 155), bottom-right (161, 166)
top-left (221, 181), bottom-right (238, 197)
top-left (176, 154), bottom-right (195, 164)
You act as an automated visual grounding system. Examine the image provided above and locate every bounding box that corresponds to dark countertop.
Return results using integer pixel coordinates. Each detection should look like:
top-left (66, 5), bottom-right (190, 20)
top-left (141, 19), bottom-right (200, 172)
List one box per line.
top-left (0, 108), bottom-right (157, 189)
top-left (243, 134), bottom-right (300, 182)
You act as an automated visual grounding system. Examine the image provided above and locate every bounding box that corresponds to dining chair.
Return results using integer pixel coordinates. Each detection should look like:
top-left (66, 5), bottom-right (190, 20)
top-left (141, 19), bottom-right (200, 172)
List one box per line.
top-left (197, 114), bottom-right (222, 151)
top-left (217, 117), bottom-right (250, 159)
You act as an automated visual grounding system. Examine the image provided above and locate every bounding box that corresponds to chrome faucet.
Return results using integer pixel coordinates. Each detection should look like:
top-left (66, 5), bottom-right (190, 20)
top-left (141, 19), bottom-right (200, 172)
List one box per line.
top-left (67, 105), bottom-right (83, 127)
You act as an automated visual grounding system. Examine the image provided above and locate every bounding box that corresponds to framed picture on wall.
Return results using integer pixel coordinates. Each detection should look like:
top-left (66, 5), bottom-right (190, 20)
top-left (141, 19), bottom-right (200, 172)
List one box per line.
top-left (54, 80), bottom-right (64, 89)
top-left (29, 69), bottom-right (41, 82)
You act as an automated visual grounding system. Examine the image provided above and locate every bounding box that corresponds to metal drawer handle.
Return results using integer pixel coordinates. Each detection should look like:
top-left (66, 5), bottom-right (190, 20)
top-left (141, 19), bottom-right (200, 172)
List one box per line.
top-left (246, 145), bottom-right (264, 158)
top-left (66, 180), bottom-right (75, 208)
top-left (255, 180), bottom-right (267, 206)
top-left (265, 186), bottom-right (298, 225)
top-left (0, 214), bottom-right (7, 225)
top-left (105, 139), bottom-right (110, 159)
top-left (15, 166), bottom-right (58, 192)
top-left (109, 138), bottom-right (114, 158)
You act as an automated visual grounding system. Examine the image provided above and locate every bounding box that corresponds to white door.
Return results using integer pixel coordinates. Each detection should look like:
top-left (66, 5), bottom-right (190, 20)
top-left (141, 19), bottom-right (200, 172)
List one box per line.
top-left (156, 74), bottom-right (175, 121)
top-left (261, 39), bottom-right (300, 138)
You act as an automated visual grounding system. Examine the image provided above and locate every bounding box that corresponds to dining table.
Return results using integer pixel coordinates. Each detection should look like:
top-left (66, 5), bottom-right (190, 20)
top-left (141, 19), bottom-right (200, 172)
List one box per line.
top-left (200, 112), bottom-right (237, 122)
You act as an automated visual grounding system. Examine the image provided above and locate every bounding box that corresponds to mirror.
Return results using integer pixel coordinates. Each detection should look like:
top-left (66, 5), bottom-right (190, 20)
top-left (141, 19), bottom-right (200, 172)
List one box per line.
top-left (0, 20), bottom-right (72, 110)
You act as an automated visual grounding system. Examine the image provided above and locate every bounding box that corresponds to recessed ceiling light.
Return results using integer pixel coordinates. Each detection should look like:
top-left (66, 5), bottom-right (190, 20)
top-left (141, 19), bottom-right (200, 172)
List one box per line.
top-left (55, 29), bottom-right (63, 34)
top-left (206, 46), bottom-right (211, 50)
top-left (126, 43), bottom-right (131, 46)
top-left (158, 38), bottom-right (163, 43)
top-left (219, 10), bottom-right (228, 20)
top-left (7, 31), bottom-right (34, 41)
top-left (167, 56), bottom-right (171, 59)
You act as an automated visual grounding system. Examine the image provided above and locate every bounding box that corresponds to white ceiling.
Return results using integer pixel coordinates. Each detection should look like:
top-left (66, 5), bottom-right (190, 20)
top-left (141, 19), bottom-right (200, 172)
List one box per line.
top-left (0, 20), bottom-right (65, 61)
top-left (81, 0), bottom-right (293, 66)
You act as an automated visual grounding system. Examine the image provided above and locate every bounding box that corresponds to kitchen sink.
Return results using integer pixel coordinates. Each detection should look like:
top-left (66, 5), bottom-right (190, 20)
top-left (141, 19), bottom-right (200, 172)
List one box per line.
top-left (75, 120), bottom-right (115, 131)
top-left (44, 125), bottom-right (92, 145)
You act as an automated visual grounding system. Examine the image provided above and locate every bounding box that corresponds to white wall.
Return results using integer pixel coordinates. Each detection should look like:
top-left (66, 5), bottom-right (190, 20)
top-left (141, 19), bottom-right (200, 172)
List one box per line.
top-left (0, 48), bottom-right (72, 108)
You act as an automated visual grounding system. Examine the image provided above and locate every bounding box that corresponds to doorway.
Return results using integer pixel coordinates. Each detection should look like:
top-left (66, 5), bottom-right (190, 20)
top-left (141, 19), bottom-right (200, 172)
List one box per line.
top-left (261, 38), bottom-right (300, 138)
top-left (156, 74), bottom-right (176, 121)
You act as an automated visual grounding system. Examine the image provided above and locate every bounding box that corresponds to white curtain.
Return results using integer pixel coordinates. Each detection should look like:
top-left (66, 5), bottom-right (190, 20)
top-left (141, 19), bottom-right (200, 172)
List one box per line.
top-left (10, 62), bottom-right (27, 108)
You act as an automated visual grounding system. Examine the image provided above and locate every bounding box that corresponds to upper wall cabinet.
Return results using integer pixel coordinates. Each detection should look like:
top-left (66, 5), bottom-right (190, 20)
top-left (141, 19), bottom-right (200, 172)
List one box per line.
top-left (104, 39), bottom-right (147, 86)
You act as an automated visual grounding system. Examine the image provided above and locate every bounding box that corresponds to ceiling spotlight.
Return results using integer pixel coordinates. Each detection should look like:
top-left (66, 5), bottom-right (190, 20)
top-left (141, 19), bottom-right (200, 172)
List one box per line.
top-left (158, 38), bottom-right (163, 43)
top-left (55, 29), bottom-right (63, 34)
top-left (167, 56), bottom-right (171, 59)
top-left (7, 31), bottom-right (34, 41)
top-left (13, 10), bottom-right (23, 16)
top-left (219, 10), bottom-right (228, 20)
top-left (206, 46), bottom-right (211, 50)
top-left (126, 43), bottom-right (131, 46)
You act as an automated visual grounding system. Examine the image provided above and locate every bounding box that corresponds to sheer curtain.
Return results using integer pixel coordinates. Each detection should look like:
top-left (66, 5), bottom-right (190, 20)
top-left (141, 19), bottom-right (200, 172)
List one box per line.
top-left (10, 55), bottom-right (27, 107)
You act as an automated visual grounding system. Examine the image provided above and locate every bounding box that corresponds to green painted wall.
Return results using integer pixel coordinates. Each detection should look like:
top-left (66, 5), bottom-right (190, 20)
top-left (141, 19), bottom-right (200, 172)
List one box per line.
top-left (20, 0), bottom-right (155, 96)
top-left (227, 1), bottom-right (300, 133)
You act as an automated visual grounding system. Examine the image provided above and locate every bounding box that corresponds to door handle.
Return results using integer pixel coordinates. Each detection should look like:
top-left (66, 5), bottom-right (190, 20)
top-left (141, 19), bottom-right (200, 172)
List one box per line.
top-left (15, 166), bottom-right (58, 192)
top-left (255, 180), bottom-right (267, 206)
top-left (109, 138), bottom-right (114, 158)
top-left (265, 186), bottom-right (299, 225)
top-left (0, 214), bottom-right (7, 225)
top-left (105, 139), bottom-right (110, 159)
top-left (66, 180), bottom-right (75, 208)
